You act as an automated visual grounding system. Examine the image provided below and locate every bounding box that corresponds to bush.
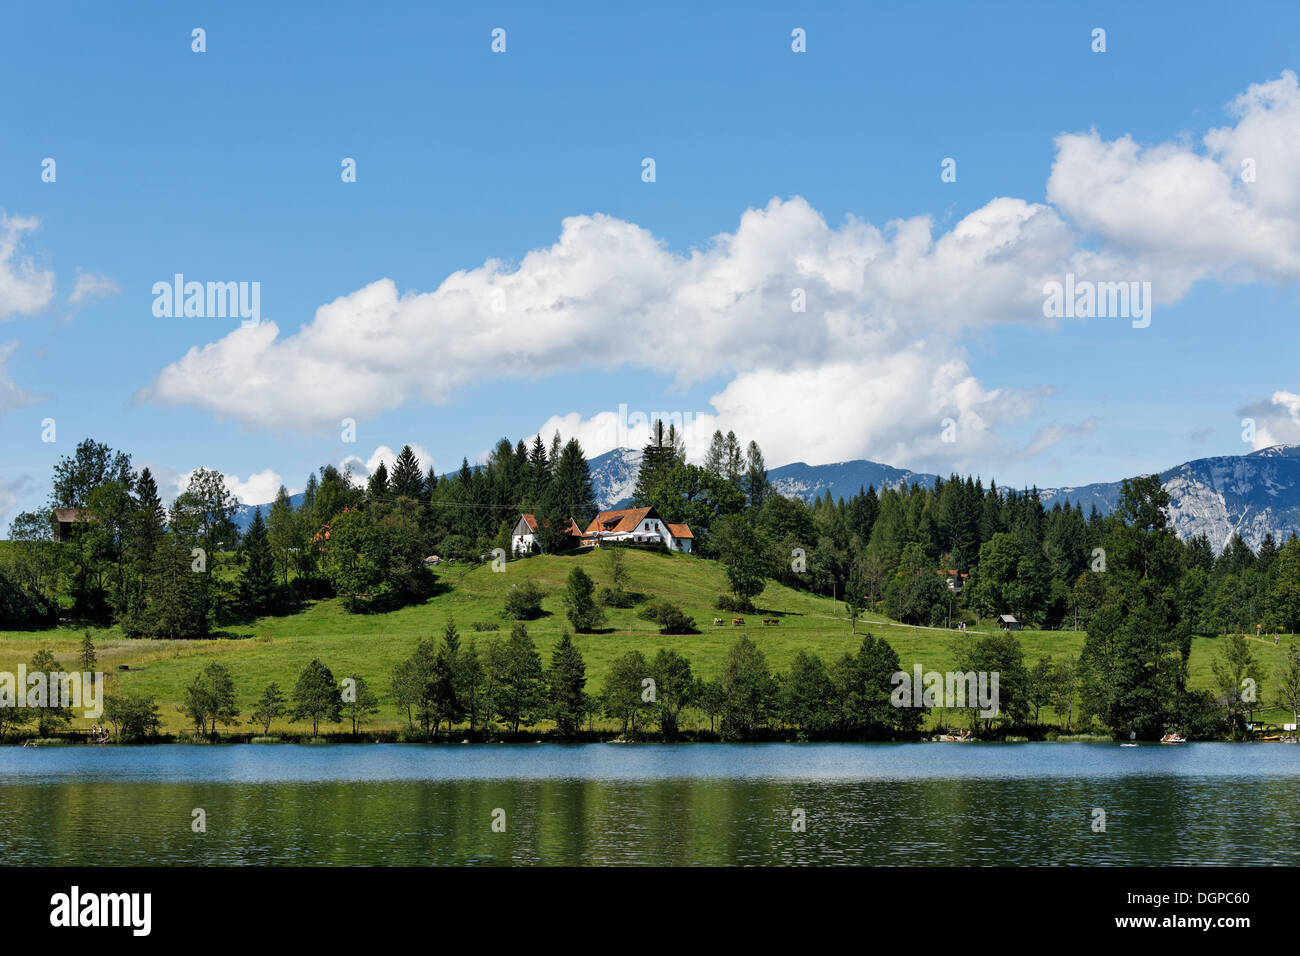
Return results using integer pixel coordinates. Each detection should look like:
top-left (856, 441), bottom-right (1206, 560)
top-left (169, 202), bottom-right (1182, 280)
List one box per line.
top-left (504, 581), bottom-right (545, 620)
top-left (715, 594), bottom-right (755, 614)
top-left (0, 568), bottom-right (58, 629)
top-left (598, 586), bottom-right (637, 608)
top-left (640, 599), bottom-right (697, 635)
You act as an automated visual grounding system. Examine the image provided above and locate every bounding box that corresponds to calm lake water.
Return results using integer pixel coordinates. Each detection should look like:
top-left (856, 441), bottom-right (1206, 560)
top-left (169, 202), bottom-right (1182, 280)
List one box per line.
top-left (0, 742), bottom-right (1295, 865)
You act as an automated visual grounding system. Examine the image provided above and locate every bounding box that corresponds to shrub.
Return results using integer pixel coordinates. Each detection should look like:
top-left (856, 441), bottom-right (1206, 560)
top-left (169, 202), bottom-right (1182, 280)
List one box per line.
top-left (504, 581), bottom-right (545, 620)
top-left (715, 594), bottom-right (755, 614)
top-left (598, 586), bottom-right (636, 608)
top-left (640, 599), bottom-right (697, 635)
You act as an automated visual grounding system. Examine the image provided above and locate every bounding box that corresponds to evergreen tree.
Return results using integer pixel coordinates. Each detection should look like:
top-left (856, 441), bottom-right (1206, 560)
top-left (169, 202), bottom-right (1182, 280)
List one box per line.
top-left (367, 460), bottom-right (390, 500)
top-left (633, 419), bottom-right (680, 505)
top-left (547, 631), bottom-right (588, 736)
top-left (239, 508), bottom-right (278, 613)
top-left (745, 440), bottom-right (769, 511)
top-left (389, 445), bottom-right (425, 500)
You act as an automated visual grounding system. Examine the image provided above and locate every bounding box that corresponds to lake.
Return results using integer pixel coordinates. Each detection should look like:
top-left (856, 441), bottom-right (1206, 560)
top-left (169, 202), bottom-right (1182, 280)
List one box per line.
top-left (1, 742), bottom-right (1296, 865)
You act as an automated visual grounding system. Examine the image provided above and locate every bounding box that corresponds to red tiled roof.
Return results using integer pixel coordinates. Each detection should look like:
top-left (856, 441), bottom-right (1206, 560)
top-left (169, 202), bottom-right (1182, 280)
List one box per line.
top-left (519, 513), bottom-right (539, 532)
top-left (584, 507), bottom-right (654, 536)
top-left (666, 523), bottom-right (693, 539)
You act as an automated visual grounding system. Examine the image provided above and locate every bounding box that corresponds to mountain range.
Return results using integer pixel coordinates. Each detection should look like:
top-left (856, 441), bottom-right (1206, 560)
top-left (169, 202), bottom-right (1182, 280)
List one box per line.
top-left (234, 445), bottom-right (1300, 555)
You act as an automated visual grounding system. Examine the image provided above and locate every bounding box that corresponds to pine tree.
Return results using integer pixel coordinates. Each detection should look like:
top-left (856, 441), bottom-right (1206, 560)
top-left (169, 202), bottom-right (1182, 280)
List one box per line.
top-left (703, 430), bottom-right (727, 477)
top-left (239, 508), bottom-right (277, 613)
top-left (745, 440), bottom-right (768, 510)
top-left (367, 460), bottom-right (390, 500)
top-left (633, 419), bottom-right (678, 504)
top-left (548, 631), bottom-right (588, 736)
top-left (389, 445), bottom-right (425, 500)
top-left (554, 438), bottom-right (596, 524)
top-left (722, 431), bottom-right (744, 485)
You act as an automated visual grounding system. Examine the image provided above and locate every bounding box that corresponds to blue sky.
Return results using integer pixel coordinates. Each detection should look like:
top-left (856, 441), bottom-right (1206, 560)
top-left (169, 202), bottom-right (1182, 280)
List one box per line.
top-left (3, 0), bottom-right (1300, 521)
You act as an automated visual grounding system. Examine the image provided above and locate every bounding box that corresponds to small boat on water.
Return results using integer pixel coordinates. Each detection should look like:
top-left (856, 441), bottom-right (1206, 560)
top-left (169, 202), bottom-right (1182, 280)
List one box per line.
top-left (1120, 742), bottom-right (1139, 747)
top-left (1160, 733), bottom-right (1186, 744)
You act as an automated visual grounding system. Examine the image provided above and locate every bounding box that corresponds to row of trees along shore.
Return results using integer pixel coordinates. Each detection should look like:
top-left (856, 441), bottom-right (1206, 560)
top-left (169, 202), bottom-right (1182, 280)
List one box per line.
top-left (22, 612), bottom-right (1296, 742)
top-left (5, 431), bottom-right (1300, 738)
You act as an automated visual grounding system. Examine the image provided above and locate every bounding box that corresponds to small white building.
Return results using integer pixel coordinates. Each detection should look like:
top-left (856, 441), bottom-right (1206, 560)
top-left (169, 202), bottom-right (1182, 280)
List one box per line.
top-left (511, 513), bottom-right (583, 555)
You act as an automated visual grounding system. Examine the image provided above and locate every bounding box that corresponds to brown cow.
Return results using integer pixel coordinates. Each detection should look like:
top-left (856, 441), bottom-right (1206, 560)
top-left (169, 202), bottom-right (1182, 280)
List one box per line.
top-left (732, 618), bottom-right (745, 625)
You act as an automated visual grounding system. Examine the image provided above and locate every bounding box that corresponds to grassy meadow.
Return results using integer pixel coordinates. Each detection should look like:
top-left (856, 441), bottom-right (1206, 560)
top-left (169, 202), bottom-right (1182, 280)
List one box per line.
top-left (1, 547), bottom-right (1296, 735)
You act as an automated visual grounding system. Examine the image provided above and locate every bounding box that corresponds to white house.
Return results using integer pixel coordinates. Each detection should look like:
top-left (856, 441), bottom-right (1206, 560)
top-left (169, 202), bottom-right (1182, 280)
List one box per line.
top-left (511, 513), bottom-right (583, 555)
top-left (581, 506), bottom-right (692, 553)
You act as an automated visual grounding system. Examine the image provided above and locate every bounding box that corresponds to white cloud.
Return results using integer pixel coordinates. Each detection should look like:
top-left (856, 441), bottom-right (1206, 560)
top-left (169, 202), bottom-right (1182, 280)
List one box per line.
top-left (0, 215), bottom-right (55, 320)
top-left (140, 73), bottom-right (1300, 470)
top-left (1240, 391), bottom-right (1300, 449)
top-left (165, 466), bottom-right (293, 507)
top-left (68, 271), bottom-right (121, 305)
top-left (1047, 71), bottom-right (1300, 297)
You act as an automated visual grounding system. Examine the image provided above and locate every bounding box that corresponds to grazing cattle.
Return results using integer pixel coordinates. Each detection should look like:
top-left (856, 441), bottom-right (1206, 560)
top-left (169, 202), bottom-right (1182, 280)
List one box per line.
top-left (712, 618), bottom-right (725, 626)
top-left (732, 617), bottom-right (745, 625)
top-left (763, 618), bottom-right (779, 625)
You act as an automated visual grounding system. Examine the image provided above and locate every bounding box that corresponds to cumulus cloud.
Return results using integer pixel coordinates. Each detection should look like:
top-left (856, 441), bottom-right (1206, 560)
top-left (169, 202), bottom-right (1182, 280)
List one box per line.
top-left (159, 466), bottom-right (293, 507)
top-left (68, 271), bottom-right (121, 305)
top-left (141, 195), bottom-right (1101, 439)
top-left (0, 215), bottom-right (55, 319)
top-left (140, 73), bottom-right (1300, 469)
top-left (1240, 391), bottom-right (1300, 449)
top-left (1047, 71), bottom-right (1300, 296)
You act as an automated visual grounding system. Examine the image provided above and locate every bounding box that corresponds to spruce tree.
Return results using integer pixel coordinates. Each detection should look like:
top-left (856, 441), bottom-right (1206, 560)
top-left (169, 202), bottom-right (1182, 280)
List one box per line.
top-left (389, 445), bottom-right (425, 500)
top-left (239, 508), bottom-right (277, 613)
top-left (548, 631), bottom-right (588, 736)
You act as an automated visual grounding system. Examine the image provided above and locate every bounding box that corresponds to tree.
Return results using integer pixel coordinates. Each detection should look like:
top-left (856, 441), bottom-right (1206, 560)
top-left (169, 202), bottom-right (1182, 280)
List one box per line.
top-left (633, 420), bottom-right (679, 504)
top-left (547, 631), bottom-right (588, 736)
top-left (238, 508), bottom-right (278, 614)
top-left (1210, 632), bottom-right (1260, 736)
top-left (493, 624), bottom-right (546, 733)
top-left (553, 438), bottom-right (597, 525)
top-left (563, 567), bottom-right (605, 632)
top-left (429, 620), bottom-right (463, 734)
top-left (650, 648), bottom-right (696, 738)
top-left (367, 461), bottom-right (390, 500)
top-left (266, 485), bottom-right (298, 588)
top-left (341, 675), bottom-right (380, 734)
top-left (78, 631), bottom-right (97, 673)
top-left (712, 515), bottom-right (769, 608)
top-left (504, 581), bottom-right (545, 620)
top-left (389, 445), bottom-right (426, 500)
top-left (780, 651), bottom-right (833, 737)
top-left (23, 648), bottom-right (72, 737)
top-left (1273, 642), bottom-right (1300, 731)
top-left (102, 690), bottom-right (161, 741)
top-left (251, 682), bottom-right (288, 735)
top-left (719, 636), bottom-right (777, 740)
top-left (179, 661), bottom-right (240, 737)
top-left (602, 650), bottom-right (651, 736)
top-left (175, 467), bottom-right (240, 555)
top-left (291, 658), bottom-right (343, 735)
top-left (744, 440), bottom-right (769, 511)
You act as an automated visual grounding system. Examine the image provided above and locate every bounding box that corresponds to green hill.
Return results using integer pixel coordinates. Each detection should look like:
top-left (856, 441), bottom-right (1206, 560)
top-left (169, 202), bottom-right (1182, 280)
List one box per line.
top-left (0, 548), bottom-right (1294, 734)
